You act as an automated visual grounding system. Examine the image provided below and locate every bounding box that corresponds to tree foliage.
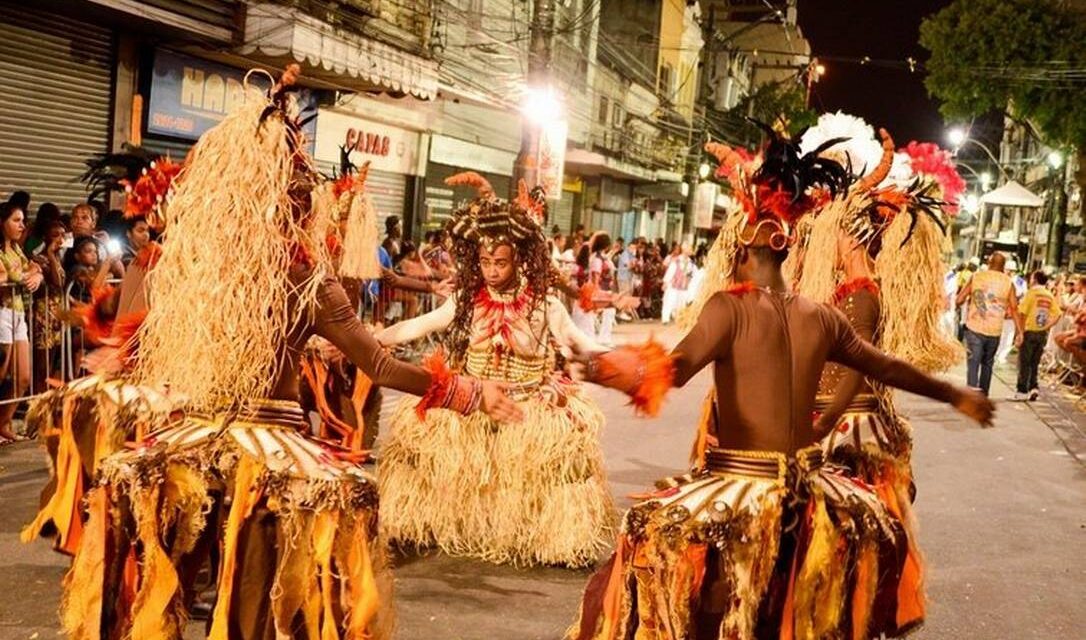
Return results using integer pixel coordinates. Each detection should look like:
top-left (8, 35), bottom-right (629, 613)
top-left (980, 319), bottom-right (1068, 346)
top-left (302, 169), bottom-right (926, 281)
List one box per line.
top-left (729, 79), bottom-right (818, 145)
top-left (919, 0), bottom-right (1086, 147)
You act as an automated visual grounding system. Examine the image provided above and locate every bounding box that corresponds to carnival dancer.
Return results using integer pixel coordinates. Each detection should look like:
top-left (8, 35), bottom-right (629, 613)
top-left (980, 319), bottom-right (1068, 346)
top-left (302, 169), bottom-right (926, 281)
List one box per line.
top-left (376, 174), bottom-right (615, 568)
top-left (568, 130), bottom-right (992, 640)
top-left (794, 116), bottom-right (966, 636)
top-left (20, 148), bottom-right (182, 555)
top-left (56, 67), bottom-right (520, 640)
top-left (300, 163), bottom-right (453, 453)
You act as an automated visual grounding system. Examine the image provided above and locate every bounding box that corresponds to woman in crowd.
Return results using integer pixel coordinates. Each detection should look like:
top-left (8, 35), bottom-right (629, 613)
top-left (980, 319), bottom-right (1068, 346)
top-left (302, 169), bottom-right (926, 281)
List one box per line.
top-left (0, 202), bottom-right (44, 444)
top-left (571, 241), bottom-right (596, 335)
top-left (395, 241), bottom-right (433, 319)
top-left (30, 219), bottom-right (66, 390)
top-left (25, 202), bottom-right (62, 256)
top-left (588, 232), bottom-right (617, 346)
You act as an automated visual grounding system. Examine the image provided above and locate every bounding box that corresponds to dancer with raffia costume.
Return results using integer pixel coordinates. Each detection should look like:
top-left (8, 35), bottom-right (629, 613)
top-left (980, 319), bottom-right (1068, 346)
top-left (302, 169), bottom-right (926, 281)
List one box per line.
top-left (20, 149), bottom-right (182, 556)
top-left (376, 173), bottom-right (616, 568)
top-left (299, 162), bottom-right (452, 453)
top-left (567, 127), bottom-right (993, 640)
top-left (792, 116), bottom-right (966, 637)
top-left (57, 66), bottom-right (521, 640)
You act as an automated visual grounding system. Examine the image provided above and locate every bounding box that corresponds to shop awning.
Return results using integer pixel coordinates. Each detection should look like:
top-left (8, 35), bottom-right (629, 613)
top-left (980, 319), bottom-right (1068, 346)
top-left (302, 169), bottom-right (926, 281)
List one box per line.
top-left (980, 180), bottom-right (1044, 208)
top-left (235, 3), bottom-right (439, 99)
top-left (565, 149), bottom-right (657, 183)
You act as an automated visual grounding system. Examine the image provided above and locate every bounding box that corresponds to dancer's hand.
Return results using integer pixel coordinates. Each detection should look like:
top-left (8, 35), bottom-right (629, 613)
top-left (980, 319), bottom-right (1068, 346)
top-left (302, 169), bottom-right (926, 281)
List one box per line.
top-left (432, 277), bottom-right (454, 299)
top-left (952, 387), bottom-right (995, 427)
top-left (480, 380), bottom-right (523, 423)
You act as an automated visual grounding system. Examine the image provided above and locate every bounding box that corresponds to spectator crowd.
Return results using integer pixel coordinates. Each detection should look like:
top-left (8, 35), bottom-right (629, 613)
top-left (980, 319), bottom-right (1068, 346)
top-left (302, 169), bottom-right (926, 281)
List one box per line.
top-left (0, 190), bottom-right (152, 445)
top-left (948, 251), bottom-right (1086, 402)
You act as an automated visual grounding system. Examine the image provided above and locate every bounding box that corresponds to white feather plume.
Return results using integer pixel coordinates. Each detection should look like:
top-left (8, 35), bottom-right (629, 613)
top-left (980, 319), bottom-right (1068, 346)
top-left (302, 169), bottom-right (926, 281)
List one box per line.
top-left (799, 111), bottom-right (884, 177)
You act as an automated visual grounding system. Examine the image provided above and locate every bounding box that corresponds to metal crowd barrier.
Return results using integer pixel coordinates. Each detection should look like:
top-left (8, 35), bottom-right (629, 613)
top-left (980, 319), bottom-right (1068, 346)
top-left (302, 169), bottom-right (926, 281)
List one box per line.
top-left (0, 277), bottom-right (124, 411)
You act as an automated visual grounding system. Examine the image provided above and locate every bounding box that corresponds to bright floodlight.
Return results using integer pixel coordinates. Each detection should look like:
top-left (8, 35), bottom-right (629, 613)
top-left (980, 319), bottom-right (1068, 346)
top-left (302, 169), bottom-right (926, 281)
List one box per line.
top-left (698, 162), bottom-right (711, 179)
top-left (1048, 151), bottom-right (1064, 169)
top-left (947, 128), bottom-right (966, 147)
top-left (815, 63), bottom-right (826, 76)
top-left (522, 86), bottom-right (562, 125)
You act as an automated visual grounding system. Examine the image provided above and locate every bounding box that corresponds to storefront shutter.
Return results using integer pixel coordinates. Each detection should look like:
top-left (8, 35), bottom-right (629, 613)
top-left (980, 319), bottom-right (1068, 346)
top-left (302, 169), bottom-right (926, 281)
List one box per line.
top-left (0, 5), bottom-right (113, 212)
top-left (551, 190), bottom-right (575, 234)
top-left (365, 167), bottom-right (409, 232)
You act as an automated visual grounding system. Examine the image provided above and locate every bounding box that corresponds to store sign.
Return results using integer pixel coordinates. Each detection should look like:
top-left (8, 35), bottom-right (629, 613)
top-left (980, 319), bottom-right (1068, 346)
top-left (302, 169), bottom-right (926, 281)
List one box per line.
top-left (430, 134), bottom-right (517, 177)
top-left (314, 110), bottom-right (421, 175)
top-left (693, 182), bottom-right (718, 229)
top-left (147, 50), bottom-right (317, 144)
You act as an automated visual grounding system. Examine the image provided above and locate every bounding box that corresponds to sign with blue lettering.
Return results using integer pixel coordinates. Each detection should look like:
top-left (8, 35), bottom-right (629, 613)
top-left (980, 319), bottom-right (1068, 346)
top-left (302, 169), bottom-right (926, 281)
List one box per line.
top-left (147, 50), bottom-right (317, 147)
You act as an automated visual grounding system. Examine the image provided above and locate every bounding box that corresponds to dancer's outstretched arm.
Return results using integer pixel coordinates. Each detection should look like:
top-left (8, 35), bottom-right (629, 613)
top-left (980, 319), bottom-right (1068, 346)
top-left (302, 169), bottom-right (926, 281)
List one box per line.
top-left (547, 295), bottom-right (608, 355)
top-left (375, 296), bottom-right (456, 347)
top-left (825, 305), bottom-right (993, 426)
top-left (314, 279), bottom-right (521, 422)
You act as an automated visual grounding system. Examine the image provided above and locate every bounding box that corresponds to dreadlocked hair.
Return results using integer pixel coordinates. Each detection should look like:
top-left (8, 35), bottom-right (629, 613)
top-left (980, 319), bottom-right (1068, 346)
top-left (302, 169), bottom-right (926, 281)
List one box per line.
top-left (444, 200), bottom-right (552, 367)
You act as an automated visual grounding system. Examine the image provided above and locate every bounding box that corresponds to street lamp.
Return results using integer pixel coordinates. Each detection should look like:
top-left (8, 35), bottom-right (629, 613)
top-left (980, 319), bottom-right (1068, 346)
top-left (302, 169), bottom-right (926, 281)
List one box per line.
top-left (980, 171), bottom-right (992, 192)
top-left (698, 162), bottom-right (711, 179)
top-left (1047, 150), bottom-right (1064, 169)
top-left (946, 126), bottom-right (1010, 182)
top-left (947, 127), bottom-right (967, 147)
top-left (960, 193), bottom-right (980, 215)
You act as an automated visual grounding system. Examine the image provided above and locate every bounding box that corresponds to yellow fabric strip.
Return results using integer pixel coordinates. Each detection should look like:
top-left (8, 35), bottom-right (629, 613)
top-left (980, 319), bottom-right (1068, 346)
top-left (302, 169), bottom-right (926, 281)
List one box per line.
top-left (208, 456), bottom-right (264, 640)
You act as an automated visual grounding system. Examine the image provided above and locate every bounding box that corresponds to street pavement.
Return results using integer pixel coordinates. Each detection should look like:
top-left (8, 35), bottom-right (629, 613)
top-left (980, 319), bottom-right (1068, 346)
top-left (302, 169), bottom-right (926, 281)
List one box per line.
top-left (1, 322), bottom-right (1085, 639)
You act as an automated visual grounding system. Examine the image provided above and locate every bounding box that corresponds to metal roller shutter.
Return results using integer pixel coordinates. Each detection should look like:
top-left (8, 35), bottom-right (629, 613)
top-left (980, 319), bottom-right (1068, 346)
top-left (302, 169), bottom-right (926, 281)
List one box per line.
top-left (365, 168), bottom-right (408, 231)
top-left (552, 190), bottom-right (574, 234)
top-left (0, 6), bottom-right (113, 211)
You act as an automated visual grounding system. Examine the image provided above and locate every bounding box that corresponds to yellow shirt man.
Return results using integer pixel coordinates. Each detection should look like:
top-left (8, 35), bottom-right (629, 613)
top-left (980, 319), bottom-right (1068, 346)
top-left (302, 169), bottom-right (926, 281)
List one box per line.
top-left (1019, 285), bottom-right (1062, 332)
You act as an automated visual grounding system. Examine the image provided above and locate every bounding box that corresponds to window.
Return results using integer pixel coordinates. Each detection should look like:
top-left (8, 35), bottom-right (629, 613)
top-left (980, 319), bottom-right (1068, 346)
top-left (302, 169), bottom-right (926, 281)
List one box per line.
top-left (612, 104), bottom-right (624, 128)
top-left (658, 63), bottom-right (674, 98)
top-left (598, 96), bottom-right (610, 125)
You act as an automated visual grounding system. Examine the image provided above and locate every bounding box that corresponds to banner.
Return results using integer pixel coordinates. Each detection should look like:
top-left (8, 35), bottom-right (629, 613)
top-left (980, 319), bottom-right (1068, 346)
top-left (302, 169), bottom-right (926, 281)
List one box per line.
top-left (537, 120), bottom-right (568, 201)
top-left (693, 182), bottom-right (718, 229)
top-left (147, 50), bottom-right (317, 147)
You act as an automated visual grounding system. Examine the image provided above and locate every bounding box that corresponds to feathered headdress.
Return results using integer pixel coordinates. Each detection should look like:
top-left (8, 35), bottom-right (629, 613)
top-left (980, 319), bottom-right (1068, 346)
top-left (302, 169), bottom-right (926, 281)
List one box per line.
top-left (705, 123), bottom-right (849, 249)
top-left (82, 145), bottom-right (183, 227)
top-left (679, 126), bottom-right (849, 329)
top-left (799, 111), bottom-right (885, 178)
top-left (900, 141), bottom-right (966, 215)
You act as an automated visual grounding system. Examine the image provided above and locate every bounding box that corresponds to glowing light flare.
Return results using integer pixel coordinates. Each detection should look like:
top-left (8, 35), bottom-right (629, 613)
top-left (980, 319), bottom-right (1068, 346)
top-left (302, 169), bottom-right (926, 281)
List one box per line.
top-left (521, 86), bottom-right (563, 125)
top-left (947, 127), bottom-right (967, 147)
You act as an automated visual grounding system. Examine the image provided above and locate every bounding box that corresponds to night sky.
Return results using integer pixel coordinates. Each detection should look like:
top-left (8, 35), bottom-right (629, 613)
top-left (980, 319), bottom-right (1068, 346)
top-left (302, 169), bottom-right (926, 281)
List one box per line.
top-left (796, 0), bottom-right (953, 145)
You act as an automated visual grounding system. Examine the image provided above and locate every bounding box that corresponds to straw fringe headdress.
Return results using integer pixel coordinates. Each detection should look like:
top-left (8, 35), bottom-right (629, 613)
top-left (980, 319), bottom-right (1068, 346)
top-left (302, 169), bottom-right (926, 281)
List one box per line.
top-left (134, 66), bottom-right (332, 411)
top-left (333, 162), bottom-right (382, 280)
top-left (795, 118), bottom-right (963, 372)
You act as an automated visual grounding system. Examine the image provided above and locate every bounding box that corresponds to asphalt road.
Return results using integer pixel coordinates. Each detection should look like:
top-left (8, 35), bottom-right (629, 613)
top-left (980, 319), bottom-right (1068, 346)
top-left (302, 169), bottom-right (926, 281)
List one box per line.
top-left (1, 323), bottom-right (1084, 639)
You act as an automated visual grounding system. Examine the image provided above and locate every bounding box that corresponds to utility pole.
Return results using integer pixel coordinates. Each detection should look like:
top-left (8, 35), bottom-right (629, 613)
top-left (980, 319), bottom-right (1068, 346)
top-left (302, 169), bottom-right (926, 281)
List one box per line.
top-left (1045, 169), bottom-right (1068, 267)
top-left (512, 0), bottom-right (557, 197)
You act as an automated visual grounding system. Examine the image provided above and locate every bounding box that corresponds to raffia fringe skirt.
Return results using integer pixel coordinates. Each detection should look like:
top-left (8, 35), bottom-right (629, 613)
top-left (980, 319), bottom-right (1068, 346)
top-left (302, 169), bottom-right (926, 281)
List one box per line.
top-left (568, 446), bottom-right (907, 640)
top-left (817, 394), bottom-right (924, 636)
top-left (60, 399), bottom-right (392, 640)
top-left (378, 383), bottom-right (615, 568)
top-left (21, 374), bottom-right (177, 555)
